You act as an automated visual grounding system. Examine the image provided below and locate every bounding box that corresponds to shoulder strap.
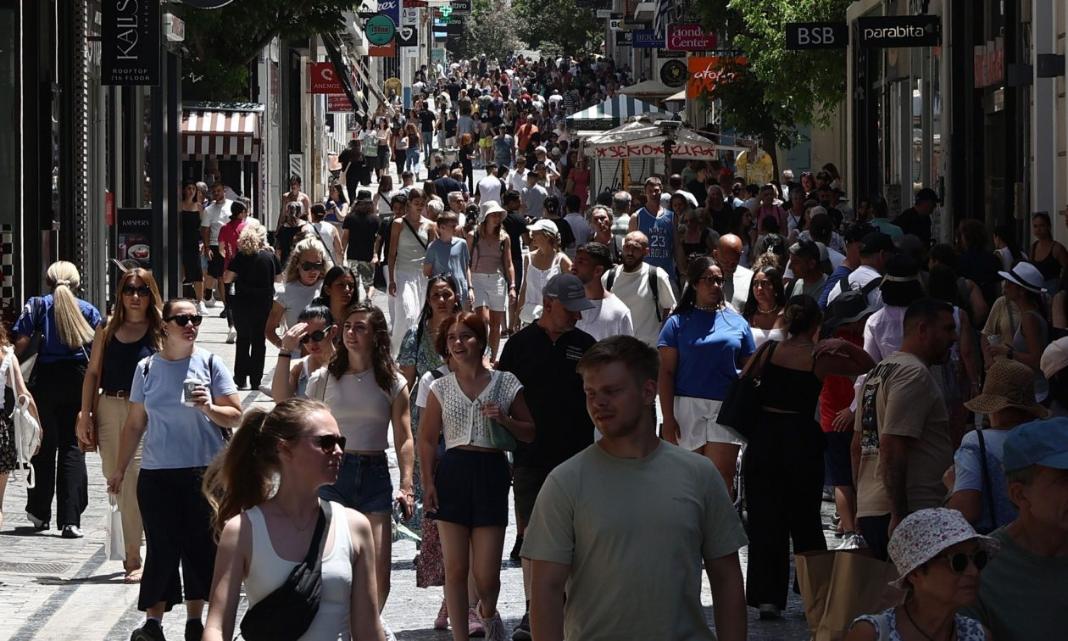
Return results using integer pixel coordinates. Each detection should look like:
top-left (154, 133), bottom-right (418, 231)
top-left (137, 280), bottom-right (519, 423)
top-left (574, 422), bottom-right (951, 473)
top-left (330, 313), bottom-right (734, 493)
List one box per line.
top-left (649, 266), bottom-right (662, 322)
top-left (430, 368), bottom-right (447, 380)
top-left (142, 354), bottom-right (153, 381)
top-left (860, 276), bottom-right (882, 295)
top-left (304, 500), bottom-right (331, 570)
top-left (975, 428), bottom-right (1000, 530)
top-left (402, 217), bottom-right (428, 250)
top-left (605, 266), bottom-right (619, 291)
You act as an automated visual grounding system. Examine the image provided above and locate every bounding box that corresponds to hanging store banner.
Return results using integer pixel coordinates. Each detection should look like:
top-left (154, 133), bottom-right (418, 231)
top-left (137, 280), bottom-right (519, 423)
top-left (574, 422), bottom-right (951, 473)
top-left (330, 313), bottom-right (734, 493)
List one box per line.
top-left (370, 41), bottom-right (397, 56)
top-left (631, 29), bottom-right (662, 48)
top-left (327, 94), bottom-right (352, 113)
top-left (378, 0), bottom-right (400, 24)
top-left (686, 55), bottom-right (746, 99)
top-left (666, 24), bottom-right (717, 51)
top-left (401, 7), bottom-right (419, 25)
top-left (785, 22), bottom-right (848, 49)
top-left (308, 62), bottom-right (344, 93)
top-left (102, 0), bottom-right (160, 85)
top-left (397, 25), bottom-right (419, 47)
top-left (856, 15), bottom-right (940, 48)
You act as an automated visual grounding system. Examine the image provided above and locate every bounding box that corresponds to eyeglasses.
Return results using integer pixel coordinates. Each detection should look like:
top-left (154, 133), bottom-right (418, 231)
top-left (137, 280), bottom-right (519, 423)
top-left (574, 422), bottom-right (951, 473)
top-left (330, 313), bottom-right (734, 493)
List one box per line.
top-left (122, 285), bottom-right (151, 297)
top-left (165, 314), bottom-right (203, 327)
top-left (697, 276), bottom-right (724, 286)
top-left (306, 434), bottom-right (346, 453)
top-left (939, 550), bottom-right (989, 574)
top-left (300, 328), bottom-right (332, 344)
top-left (301, 261), bottom-right (324, 271)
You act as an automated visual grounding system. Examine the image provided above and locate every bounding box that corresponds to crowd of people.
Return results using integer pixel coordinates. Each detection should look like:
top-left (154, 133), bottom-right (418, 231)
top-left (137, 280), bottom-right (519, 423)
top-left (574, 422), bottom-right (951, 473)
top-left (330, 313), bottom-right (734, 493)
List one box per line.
top-left (0, 53), bottom-right (1066, 641)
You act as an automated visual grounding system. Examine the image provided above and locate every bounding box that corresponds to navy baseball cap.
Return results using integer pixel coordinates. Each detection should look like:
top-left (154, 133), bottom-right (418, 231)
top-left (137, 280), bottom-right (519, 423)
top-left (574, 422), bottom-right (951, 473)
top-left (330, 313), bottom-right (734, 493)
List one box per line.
top-left (1003, 418), bottom-right (1068, 473)
top-left (543, 273), bottom-right (594, 312)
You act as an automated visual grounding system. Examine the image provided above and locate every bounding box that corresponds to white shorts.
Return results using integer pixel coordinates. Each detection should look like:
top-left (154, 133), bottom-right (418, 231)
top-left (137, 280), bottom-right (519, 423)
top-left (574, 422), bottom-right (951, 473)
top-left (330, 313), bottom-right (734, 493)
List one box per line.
top-left (673, 396), bottom-right (744, 450)
top-left (471, 272), bottom-right (507, 312)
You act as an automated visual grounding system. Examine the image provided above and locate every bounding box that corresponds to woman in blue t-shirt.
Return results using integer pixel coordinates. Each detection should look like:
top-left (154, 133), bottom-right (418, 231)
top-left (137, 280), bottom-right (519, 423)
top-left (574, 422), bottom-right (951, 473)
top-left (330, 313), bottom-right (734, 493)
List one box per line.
top-left (658, 256), bottom-right (755, 499)
top-left (107, 298), bottom-right (242, 641)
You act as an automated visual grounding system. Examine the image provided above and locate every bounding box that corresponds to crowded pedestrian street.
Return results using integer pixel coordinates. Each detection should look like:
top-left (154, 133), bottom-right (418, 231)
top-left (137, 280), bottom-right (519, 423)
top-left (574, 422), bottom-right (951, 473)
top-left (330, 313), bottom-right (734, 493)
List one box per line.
top-left (1, 1), bottom-right (1068, 641)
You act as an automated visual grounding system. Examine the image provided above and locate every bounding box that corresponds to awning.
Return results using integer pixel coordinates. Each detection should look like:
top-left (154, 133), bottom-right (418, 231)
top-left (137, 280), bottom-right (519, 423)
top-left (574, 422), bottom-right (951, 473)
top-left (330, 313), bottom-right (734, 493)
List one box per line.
top-left (566, 95), bottom-right (667, 131)
top-left (582, 119), bottom-right (746, 160)
top-left (619, 79), bottom-right (677, 99)
top-left (181, 109), bottom-right (261, 159)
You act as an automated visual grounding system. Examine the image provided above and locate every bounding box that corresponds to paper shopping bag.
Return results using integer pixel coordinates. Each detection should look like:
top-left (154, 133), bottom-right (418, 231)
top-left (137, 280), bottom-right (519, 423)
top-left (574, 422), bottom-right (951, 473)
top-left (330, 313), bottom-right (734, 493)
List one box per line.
top-left (103, 494), bottom-right (126, 562)
top-left (796, 549), bottom-right (904, 641)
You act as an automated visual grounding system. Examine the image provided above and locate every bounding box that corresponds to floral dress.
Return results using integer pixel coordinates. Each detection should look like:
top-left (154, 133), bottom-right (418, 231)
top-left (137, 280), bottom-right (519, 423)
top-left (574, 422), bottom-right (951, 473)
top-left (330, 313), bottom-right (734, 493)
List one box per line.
top-left (852, 608), bottom-right (986, 641)
top-left (397, 322), bottom-right (444, 527)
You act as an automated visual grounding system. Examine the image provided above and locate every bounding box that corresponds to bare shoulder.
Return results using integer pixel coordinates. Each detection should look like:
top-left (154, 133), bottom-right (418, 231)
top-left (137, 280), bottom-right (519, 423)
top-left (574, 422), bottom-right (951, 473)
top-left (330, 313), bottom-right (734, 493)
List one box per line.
top-left (341, 506), bottom-right (374, 548)
top-left (842, 619), bottom-right (877, 641)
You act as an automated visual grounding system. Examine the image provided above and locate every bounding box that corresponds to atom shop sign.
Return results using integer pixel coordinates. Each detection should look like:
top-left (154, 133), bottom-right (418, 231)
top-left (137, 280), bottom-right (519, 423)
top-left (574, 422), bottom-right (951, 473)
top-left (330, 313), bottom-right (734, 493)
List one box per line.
top-left (666, 23), bottom-right (717, 51)
top-left (593, 142), bottom-right (719, 160)
top-left (686, 55), bottom-right (746, 99)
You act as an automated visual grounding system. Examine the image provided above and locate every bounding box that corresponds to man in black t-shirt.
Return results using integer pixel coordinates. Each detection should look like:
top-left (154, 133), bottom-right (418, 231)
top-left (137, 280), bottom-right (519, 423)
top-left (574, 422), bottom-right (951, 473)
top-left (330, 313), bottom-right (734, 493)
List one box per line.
top-left (501, 190), bottom-right (527, 330)
top-left (417, 102), bottom-right (436, 165)
top-left (894, 187), bottom-right (938, 246)
top-left (341, 195), bottom-right (380, 298)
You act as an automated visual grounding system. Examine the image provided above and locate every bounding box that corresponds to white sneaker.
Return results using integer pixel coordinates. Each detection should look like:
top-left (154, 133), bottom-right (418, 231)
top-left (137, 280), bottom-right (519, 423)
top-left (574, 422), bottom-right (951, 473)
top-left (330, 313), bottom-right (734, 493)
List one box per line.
top-left (197, 301), bottom-right (208, 314)
top-left (480, 611), bottom-right (506, 641)
top-left (226, 328), bottom-right (237, 344)
top-left (204, 298), bottom-right (218, 308)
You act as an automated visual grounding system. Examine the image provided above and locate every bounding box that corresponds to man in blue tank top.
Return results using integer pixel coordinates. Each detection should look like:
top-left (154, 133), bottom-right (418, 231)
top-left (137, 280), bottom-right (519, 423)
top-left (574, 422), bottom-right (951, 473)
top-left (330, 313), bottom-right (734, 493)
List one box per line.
top-left (628, 176), bottom-right (677, 284)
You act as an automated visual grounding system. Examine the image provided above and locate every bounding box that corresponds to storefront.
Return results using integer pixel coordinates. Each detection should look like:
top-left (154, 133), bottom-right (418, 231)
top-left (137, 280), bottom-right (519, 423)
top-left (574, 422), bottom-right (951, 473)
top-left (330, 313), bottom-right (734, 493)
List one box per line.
top-left (180, 104), bottom-right (265, 213)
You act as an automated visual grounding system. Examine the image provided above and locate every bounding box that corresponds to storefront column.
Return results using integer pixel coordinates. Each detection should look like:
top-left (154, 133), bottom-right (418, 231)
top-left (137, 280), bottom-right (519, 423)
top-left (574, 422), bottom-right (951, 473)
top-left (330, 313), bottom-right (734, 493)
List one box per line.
top-left (1031, 0), bottom-right (1057, 218)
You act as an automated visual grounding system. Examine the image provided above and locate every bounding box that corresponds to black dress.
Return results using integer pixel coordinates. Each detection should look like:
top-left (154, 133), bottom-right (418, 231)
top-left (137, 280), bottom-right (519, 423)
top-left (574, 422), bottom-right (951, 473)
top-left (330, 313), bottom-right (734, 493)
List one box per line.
top-left (180, 210), bottom-right (203, 282)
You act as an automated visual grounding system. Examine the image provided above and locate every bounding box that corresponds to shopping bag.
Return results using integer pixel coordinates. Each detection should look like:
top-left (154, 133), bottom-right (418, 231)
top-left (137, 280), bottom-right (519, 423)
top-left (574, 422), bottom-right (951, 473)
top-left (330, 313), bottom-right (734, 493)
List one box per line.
top-left (795, 549), bottom-right (904, 641)
top-left (103, 494), bottom-right (126, 561)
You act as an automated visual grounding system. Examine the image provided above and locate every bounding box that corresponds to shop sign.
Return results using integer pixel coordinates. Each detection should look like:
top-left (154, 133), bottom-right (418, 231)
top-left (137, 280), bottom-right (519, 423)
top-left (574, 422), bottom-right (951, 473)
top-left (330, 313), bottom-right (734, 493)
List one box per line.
top-left (401, 7), bottom-right (419, 25)
top-left (451, 0), bottom-right (471, 14)
top-left (378, 0), bottom-right (400, 24)
top-left (609, 18), bottom-right (623, 31)
top-left (686, 55), bottom-right (746, 99)
top-left (366, 14), bottom-right (397, 46)
top-left (308, 63), bottom-right (344, 93)
top-left (660, 59), bottom-right (688, 88)
top-left (370, 41), bottom-right (397, 56)
top-left (622, 19), bottom-right (649, 30)
top-left (116, 208), bottom-right (154, 268)
top-left (593, 142), bottom-right (718, 160)
top-left (615, 30), bottom-right (632, 47)
top-left (397, 25), bottom-right (419, 47)
top-left (327, 94), bottom-right (352, 113)
top-left (667, 24), bottom-right (717, 51)
top-left (974, 38), bottom-right (1004, 88)
top-left (632, 29), bottom-right (662, 48)
top-left (102, 0), bottom-right (160, 86)
top-left (785, 22), bottom-right (848, 50)
top-left (857, 15), bottom-right (940, 48)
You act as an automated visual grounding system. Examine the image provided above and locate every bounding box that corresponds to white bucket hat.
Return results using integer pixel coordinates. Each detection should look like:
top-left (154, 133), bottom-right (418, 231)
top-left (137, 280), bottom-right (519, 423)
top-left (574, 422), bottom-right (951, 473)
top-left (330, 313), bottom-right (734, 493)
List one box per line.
top-left (887, 508), bottom-right (999, 589)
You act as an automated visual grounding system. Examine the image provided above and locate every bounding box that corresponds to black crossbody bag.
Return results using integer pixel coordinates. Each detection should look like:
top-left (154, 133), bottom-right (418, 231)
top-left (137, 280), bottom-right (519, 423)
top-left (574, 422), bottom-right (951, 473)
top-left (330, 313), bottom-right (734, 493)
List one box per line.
top-left (239, 501), bottom-right (332, 641)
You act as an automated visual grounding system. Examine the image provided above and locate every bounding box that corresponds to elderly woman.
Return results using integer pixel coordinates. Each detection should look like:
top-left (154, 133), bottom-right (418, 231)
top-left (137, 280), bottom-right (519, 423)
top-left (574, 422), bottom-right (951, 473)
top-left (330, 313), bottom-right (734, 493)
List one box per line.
top-left (224, 221), bottom-right (281, 390)
top-left (845, 508), bottom-right (993, 641)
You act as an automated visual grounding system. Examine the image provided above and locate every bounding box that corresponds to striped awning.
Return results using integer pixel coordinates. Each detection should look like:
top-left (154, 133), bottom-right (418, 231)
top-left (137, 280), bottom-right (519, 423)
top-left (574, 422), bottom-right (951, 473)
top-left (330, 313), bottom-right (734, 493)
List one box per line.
top-left (565, 95), bottom-right (667, 131)
top-left (181, 110), bottom-right (260, 160)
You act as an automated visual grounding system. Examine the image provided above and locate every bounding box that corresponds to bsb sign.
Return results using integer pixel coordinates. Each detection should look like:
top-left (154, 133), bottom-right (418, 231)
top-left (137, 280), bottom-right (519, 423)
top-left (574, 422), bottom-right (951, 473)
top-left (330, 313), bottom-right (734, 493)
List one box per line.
top-left (785, 22), bottom-right (848, 50)
top-left (857, 15), bottom-right (940, 48)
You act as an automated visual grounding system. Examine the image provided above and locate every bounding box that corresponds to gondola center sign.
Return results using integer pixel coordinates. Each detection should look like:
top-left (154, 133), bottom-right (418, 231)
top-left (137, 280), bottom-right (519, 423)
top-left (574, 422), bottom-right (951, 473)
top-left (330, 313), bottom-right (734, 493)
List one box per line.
top-left (666, 24), bottom-right (716, 51)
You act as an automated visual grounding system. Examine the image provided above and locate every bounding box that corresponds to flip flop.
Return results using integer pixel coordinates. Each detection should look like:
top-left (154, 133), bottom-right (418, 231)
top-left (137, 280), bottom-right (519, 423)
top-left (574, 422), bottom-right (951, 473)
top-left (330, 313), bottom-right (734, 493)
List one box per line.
top-left (124, 563), bottom-right (143, 584)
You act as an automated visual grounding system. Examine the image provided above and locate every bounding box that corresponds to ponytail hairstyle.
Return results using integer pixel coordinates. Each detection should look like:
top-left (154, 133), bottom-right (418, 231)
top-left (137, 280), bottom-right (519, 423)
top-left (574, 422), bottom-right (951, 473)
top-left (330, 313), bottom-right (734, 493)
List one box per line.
top-left (203, 398), bottom-right (330, 536)
top-left (783, 294), bottom-right (823, 337)
top-left (327, 301), bottom-right (398, 392)
top-left (46, 261), bottom-right (96, 349)
top-left (672, 255), bottom-right (719, 317)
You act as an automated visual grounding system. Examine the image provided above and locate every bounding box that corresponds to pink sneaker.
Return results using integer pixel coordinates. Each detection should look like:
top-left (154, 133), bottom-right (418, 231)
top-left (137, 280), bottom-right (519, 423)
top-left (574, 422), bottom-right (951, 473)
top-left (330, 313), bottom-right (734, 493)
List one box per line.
top-left (467, 606), bottom-right (486, 637)
top-left (434, 599), bottom-right (449, 630)
top-left (480, 610), bottom-right (506, 641)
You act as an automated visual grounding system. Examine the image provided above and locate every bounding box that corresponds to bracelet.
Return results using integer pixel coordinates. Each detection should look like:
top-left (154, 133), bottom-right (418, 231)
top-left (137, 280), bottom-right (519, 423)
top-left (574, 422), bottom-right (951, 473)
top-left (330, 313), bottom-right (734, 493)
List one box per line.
top-left (277, 353), bottom-right (293, 359)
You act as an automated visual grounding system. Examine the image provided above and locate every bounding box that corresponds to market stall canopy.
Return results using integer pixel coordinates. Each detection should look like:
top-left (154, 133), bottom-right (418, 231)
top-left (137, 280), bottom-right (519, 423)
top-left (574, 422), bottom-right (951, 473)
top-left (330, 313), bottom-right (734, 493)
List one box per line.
top-left (582, 119), bottom-right (745, 161)
top-left (566, 95), bottom-right (668, 132)
top-left (619, 79), bottom-right (677, 99)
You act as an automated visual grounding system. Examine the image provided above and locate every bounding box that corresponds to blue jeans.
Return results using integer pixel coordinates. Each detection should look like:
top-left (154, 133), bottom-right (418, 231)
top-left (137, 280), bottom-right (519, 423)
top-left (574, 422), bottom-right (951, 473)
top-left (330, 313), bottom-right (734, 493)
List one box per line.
top-left (405, 147), bottom-right (421, 175)
top-left (319, 453), bottom-right (393, 514)
top-left (421, 131), bottom-right (433, 162)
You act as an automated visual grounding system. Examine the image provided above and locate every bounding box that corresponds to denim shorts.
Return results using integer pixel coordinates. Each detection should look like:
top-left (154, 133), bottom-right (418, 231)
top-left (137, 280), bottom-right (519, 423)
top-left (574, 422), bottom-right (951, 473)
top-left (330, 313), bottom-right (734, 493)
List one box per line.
top-left (319, 453), bottom-right (393, 514)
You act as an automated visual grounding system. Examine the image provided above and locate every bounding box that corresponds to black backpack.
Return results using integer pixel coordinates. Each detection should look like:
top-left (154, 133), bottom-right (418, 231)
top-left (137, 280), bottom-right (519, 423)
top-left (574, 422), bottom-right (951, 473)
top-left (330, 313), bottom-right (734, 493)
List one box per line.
top-left (605, 265), bottom-right (663, 322)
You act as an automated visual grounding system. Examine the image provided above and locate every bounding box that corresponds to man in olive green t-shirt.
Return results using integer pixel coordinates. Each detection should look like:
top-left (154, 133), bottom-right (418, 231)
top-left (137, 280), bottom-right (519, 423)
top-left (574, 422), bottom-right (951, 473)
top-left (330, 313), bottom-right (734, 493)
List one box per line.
top-left (522, 336), bottom-right (748, 641)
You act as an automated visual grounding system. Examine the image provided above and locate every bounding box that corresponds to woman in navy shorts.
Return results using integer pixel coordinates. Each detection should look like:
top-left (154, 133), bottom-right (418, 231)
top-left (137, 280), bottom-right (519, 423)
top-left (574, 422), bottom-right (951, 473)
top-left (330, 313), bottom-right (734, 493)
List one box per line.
top-left (419, 311), bottom-right (534, 641)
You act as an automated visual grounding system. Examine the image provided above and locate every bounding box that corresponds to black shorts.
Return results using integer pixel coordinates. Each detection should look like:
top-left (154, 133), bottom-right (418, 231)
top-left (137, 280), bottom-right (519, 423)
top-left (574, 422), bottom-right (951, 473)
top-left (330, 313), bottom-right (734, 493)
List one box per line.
top-left (431, 449), bottom-right (510, 528)
top-left (823, 431), bottom-right (854, 487)
top-left (207, 245), bottom-right (225, 279)
top-left (512, 465), bottom-right (549, 526)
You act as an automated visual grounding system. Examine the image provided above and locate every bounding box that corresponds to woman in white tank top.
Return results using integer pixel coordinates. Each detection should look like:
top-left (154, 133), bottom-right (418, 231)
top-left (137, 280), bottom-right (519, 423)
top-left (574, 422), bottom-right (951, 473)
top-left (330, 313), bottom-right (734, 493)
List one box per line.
top-left (202, 398), bottom-right (384, 641)
top-left (517, 219), bottom-right (571, 324)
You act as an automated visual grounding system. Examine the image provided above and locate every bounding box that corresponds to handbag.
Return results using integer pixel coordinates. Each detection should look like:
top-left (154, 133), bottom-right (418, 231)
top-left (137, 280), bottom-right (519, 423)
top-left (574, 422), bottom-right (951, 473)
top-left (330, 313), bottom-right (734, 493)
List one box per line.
top-left (717, 340), bottom-right (777, 441)
top-left (12, 394), bottom-right (41, 488)
top-left (480, 373), bottom-right (517, 452)
top-left (414, 515), bottom-right (446, 587)
top-left (795, 549), bottom-right (904, 641)
top-left (239, 501), bottom-right (331, 641)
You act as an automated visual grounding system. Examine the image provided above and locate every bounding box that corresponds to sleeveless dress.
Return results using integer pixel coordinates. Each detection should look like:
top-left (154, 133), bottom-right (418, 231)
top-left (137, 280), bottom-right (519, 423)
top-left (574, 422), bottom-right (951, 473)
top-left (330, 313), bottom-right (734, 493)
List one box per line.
top-left (852, 608), bottom-right (986, 641)
top-left (520, 252), bottom-right (563, 323)
top-left (180, 209), bottom-right (203, 281)
top-left (245, 501), bottom-right (354, 640)
top-left (0, 347), bottom-right (17, 472)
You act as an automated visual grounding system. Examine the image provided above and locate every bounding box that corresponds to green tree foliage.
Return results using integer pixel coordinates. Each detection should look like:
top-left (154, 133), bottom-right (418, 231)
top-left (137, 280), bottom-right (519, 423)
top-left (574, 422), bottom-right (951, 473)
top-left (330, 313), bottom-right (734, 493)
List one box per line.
top-left (449, 0), bottom-right (523, 61)
top-left (511, 0), bottom-right (601, 55)
top-left (174, 0), bottom-right (358, 100)
top-left (696, 0), bottom-right (849, 155)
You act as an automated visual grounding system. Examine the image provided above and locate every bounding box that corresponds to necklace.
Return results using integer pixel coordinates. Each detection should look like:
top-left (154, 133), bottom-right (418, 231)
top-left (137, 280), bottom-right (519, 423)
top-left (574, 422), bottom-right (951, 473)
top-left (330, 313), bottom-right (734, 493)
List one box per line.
top-left (903, 603), bottom-right (952, 641)
top-left (276, 504), bottom-right (319, 532)
top-left (694, 303), bottom-right (720, 312)
top-left (757, 304), bottom-right (780, 315)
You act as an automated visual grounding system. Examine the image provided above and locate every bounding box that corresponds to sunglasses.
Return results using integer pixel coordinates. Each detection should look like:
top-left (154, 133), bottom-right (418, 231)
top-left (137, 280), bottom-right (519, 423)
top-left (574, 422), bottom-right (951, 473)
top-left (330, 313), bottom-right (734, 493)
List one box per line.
top-left (301, 261), bottom-right (324, 271)
top-left (166, 314), bottom-right (203, 327)
top-left (307, 434), bottom-right (346, 452)
top-left (300, 328), bottom-right (332, 344)
top-left (697, 276), bottom-right (724, 286)
top-left (122, 285), bottom-right (152, 297)
top-left (939, 550), bottom-right (989, 574)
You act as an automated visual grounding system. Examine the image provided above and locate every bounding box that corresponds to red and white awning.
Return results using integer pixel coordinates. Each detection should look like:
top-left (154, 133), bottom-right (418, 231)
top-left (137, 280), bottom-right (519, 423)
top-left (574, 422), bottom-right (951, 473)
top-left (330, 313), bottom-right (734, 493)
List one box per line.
top-left (181, 110), bottom-right (260, 160)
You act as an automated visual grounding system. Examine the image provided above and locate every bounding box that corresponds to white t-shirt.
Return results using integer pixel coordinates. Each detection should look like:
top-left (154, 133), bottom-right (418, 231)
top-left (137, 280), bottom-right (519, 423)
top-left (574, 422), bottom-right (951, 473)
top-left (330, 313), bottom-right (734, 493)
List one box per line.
top-left (274, 281), bottom-right (322, 330)
top-left (509, 169), bottom-right (529, 193)
top-left (827, 264), bottom-right (883, 309)
top-left (603, 264), bottom-right (677, 346)
top-left (311, 222), bottom-right (340, 264)
top-left (201, 199), bottom-right (232, 245)
top-left (576, 294), bottom-right (634, 341)
top-left (476, 175), bottom-right (503, 205)
top-left (306, 367), bottom-right (407, 451)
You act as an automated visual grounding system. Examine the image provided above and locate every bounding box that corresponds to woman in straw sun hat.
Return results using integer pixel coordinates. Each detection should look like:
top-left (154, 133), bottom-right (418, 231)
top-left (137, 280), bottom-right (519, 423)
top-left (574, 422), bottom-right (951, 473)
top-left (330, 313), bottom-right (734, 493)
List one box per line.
top-left (846, 508), bottom-right (996, 641)
top-left (946, 359), bottom-right (1049, 533)
top-left (982, 261), bottom-right (1049, 402)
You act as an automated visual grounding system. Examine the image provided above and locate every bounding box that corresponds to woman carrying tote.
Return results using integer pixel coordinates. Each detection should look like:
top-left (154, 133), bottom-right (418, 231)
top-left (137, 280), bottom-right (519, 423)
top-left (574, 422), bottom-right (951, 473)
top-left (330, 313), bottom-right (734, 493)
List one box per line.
top-left (108, 298), bottom-right (242, 641)
top-left (14, 261), bottom-right (104, 538)
top-left (388, 188), bottom-right (436, 354)
top-left (202, 398), bottom-right (385, 641)
top-left (76, 268), bottom-right (163, 581)
top-left (0, 323), bottom-right (42, 531)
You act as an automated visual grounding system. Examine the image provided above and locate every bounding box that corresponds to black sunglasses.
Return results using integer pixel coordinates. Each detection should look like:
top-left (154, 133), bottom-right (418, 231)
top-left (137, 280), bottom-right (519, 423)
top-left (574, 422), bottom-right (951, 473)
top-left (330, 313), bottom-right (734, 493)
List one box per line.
top-left (308, 434), bottom-right (346, 452)
top-left (940, 550), bottom-right (989, 574)
top-left (166, 314), bottom-right (203, 327)
top-left (301, 261), bottom-right (324, 271)
top-left (122, 285), bottom-right (152, 297)
top-left (300, 328), bottom-right (332, 344)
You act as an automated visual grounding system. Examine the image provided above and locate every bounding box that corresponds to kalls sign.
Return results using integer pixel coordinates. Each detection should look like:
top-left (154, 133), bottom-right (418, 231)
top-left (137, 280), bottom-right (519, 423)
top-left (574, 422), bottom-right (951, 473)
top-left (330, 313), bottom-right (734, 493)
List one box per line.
top-left (666, 24), bottom-right (716, 52)
top-left (102, 0), bottom-right (160, 85)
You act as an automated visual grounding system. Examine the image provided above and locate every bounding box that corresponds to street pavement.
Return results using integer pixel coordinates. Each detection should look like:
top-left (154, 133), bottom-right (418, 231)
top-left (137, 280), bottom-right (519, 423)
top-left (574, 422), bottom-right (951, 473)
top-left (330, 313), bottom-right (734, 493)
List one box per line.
top-left (0, 168), bottom-right (826, 640)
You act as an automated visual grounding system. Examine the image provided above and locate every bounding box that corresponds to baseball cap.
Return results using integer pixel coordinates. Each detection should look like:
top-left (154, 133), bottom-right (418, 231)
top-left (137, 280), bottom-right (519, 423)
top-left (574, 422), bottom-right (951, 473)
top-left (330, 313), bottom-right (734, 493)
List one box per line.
top-left (534, 145), bottom-right (547, 154)
top-left (355, 190), bottom-right (373, 202)
top-left (789, 239), bottom-right (820, 261)
top-left (1003, 417), bottom-right (1068, 472)
top-left (1040, 337), bottom-right (1068, 380)
top-left (860, 231), bottom-right (894, 255)
top-left (528, 218), bottom-right (559, 239)
top-left (542, 273), bottom-right (594, 312)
